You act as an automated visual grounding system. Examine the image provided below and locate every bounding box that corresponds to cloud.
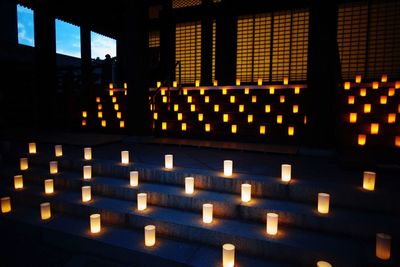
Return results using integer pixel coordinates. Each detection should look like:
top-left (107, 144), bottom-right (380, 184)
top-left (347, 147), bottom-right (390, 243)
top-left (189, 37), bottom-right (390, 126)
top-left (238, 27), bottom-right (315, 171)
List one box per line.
top-left (17, 22), bottom-right (34, 46)
top-left (91, 33), bottom-right (116, 59)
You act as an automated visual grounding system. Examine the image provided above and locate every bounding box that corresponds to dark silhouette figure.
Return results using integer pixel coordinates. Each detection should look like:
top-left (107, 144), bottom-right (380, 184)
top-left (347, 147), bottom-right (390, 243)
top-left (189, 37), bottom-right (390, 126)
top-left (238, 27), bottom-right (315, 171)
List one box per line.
top-left (101, 54), bottom-right (113, 88)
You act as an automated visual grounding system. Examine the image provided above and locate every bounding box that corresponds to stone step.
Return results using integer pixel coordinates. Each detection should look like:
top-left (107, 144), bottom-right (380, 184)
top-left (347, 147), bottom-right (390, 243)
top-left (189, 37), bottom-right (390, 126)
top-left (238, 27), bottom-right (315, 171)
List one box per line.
top-left (0, 183), bottom-right (380, 267)
top-left (17, 153), bottom-right (399, 214)
top-left (0, 206), bottom-right (283, 267)
top-left (2, 166), bottom-right (398, 240)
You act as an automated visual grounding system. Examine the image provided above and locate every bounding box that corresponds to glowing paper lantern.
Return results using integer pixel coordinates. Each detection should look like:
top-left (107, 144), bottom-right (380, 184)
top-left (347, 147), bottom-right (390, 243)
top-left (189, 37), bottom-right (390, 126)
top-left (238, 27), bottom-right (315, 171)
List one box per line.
top-left (376, 233), bottom-right (391, 260)
top-left (181, 123), bottom-right (187, 131)
top-left (247, 114), bottom-right (253, 123)
top-left (204, 96), bottom-right (209, 103)
top-left (109, 90), bottom-right (113, 96)
top-left (120, 151), bottom-right (130, 164)
top-left (97, 104), bottom-right (102, 110)
top-left (244, 88), bottom-right (250, 94)
top-left (200, 89), bottom-right (205, 95)
top-left (130, 171), bottom-right (139, 187)
top-left (205, 123), bottom-right (211, 132)
top-left (364, 104), bottom-right (371, 113)
top-left (177, 113), bottom-right (183, 121)
top-left (144, 225), bottom-right (156, 246)
top-left (84, 147), bottom-right (92, 160)
top-left (266, 213), bottom-right (278, 235)
top-left (239, 105), bottom-right (244, 112)
top-left (294, 87), bottom-right (300, 94)
top-left (82, 120), bottom-right (87, 126)
top-left (280, 95), bottom-right (285, 103)
top-left (96, 97), bottom-right (101, 103)
top-left (317, 261), bottom-right (332, 267)
top-left (222, 244), bottom-right (235, 267)
top-left (185, 177), bottom-right (194, 194)
top-left (44, 179), bottom-right (54, 194)
top-left (283, 76), bottom-right (289, 85)
top-left (1, 197), bottom-right (11, 213)
top-left (381, 74), bottom-right (388, 83)
top-left (252, 95), bottom-right (257, 103)
top-left (396, 136), bottom-right (400, 147)
top-left (29, 142), bottom-right (37, 154)
top-left (112, 96), bottom-right (117, 103)
top-left (344, 82), bottom-right (350, 90)
top-left (293, 105), bottom-right (299, 113)
top-left (396, 81), bottom-right (400, 89)
top-left (370, 123), bottom-right (379, 135)
top-left (265, 105), bottom-right (271, 113)
top-left (388, 88), bottom-right (395, 96)
top-left (165, 154), bottom-right (173, 169)
top-left (380, 96), bottom-right (387, 104)
top-left (223, 114), bottom-right (229, 123)
top-left (157, 81), bottom-right (161, 87)
top-left (55, 145), bottom-right (62, 157)
top-left (318, 193), bottom-right (330, 214)
top-left (187, 96), bottom-right (192, 103)
top-left (224, 160), bottom-right (233, 176)
top-left (120, 121), bottom-right (125, 128)
top-left (230, 95), bottom-right (235, 103)
top-left (14, 175), bottom-right (23, 189)
top-left (241, 184), bottom-right (251, 202)
top-left (162, 96), bottom-right (167, 103)
top-left (137, 193), bottom-right (147, 211)
top-left (195, 80), bottom-right (200, 87)
top-left (358, 134), bottom-right (366, 146)
top-left (83, 165), bottom-right (92, 180)
top-left (198, 114), bottom-right (203, 121)
top-left (109, 83), bottom-right (113, 89)
top-left (360, 88), bottom-right (366, 97)
top-left (174, 104), bottom-right (179, 111)
top-left (49, 161), bottom-right (58, 174)
top-left (90, 214), bottom-right (101, 233)
top-left (190, 104), bottom-right (196, 112)
top-left (372, 81), bottom-right (379, 89)
top-left (277, 115), bottom-right (283, 124)
top-left (222, 88), bottom-right (227, 95)
top-left (363, 171), bottom-right (376, 191)
top-left (355, 75), bottom-right (362, 83)
top-left (270, 87), bottom-right (275, 94)
top-left (82, 186), bottom-right (91, 202)
top-left (101, 120), bottom-right (106, 127)
top-left (161, 89), bottom-right (165, 96)
top-left (153, 113), bottom-right (158, 120)
top-left (213, 80), bottom-right (218, 86)
top-left (257, 78), bottom-right (263, 86)
top-left (203, 203), bottom-right (213, 223)
top-left (388, 113), bottom-right (396, 123)
top-left (20, 158), bottom-right (28, 170)
top-left (349, 113), bottom-right (357, 123)
top-left (114, 104), bottom-right (119, 111)
top-left (229, 124), bottom-right (236, 132)
top-left (214, 104), bottom-right (219, 112)
top-left (260, 125), bottom-right (266, 135)
top-left (40, 202), bottom-right (51, 220)
top-left (288, 126), bottom-right (294, 136)
top-left (236, 79), bottom-right (241, 86)
top-left (281, 164), bottom-right (291, 182)
top-left (173, 81), bottom-right (177, 87)
top-left (98, 111), bottom-right (103, 118)
top-left (183, 89), bottom-right (188, 95)
top-left (348, 96), bottom-right (355, 104)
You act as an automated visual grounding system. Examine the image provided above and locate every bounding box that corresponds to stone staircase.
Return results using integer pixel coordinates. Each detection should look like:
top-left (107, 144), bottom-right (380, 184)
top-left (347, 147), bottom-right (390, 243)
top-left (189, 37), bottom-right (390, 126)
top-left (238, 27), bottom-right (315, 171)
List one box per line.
top-left (0, 142), bottom-right (398, 267)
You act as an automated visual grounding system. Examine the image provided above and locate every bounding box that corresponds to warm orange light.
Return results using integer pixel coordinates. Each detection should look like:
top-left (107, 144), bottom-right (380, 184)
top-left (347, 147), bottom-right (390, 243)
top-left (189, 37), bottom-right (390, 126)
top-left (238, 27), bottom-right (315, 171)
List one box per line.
top-left (348, 96), bottom-right (355, 104)
top-left (109, 90), bottom-right (114, 96)
top-left (288, 126), bottom-right (294, 136)
top-left (396, 81), bottom-right (400, 89)
top-left (257, 78), bottom-right (263, 86)
top-left (101, 120), bottom-right (106, 127)
top-left (281, 164), bottom-right (291, 182)
top-left (40, 202), bottom-right (51, 220)
top-left (190, 104), bottom-right (196, 112)
top-left (82, 111), bottom-right (87, 118)
top-left (200, 88), bottom-right (204, 95)
top-left (380, 96), bottom-right (387, 104)
top-left (181, 123), bottom-right (187, 131)
top-left (395, 136), bottom-right (400, 147)
top-left (98, 111), bottom-right (103, 118)
top-left (84, 147), bottom-right (92, 160)
top-left (304, 116), bottom-right (307, 124)
top-left (260, 125), bottom-right (266, 135)
top-left (203, 203), bottom-right (213, 223)
top-left (247, 114), bottom-right (253, 123)
top-left (214, 104), bottom-right (219, 112)
top-left (355, 75), bottom-right (362, 83)
top-left (161, 89), bottom-right (165, 96)
top-left (124, 90), bottom-right (127, 95)
top-left (153, 113), bottom-right (158, 120)
top-left (293, 105), bottom-right (299, 113)
top-left (183, 88), bottom-right (187, 95)
top-left (222, 244), bottom-right (235, 267)
top-left (112, 96), bottom-right (117, 103)
top-left (370, 123), bottom-right (379, 134)
top-left (137, 193), bottom-right (147, 211)
top-left (223, 114), bottom-right (229, 122)
top-left (358, 134), bottom-right (366, 146)
top-left (109, 83), bottom-right (113, 89)
top-left (344, 82), bottom-right (350, 90)
top-left (44, 179), bottom-right (54, 194)
top-left (90, 214), bottom-right (101, 233)
top-left (244, 88), bottom-right (249, 94)
top-left (398, 104), bottom-right (400, 113)
top-left (294, 87), bottom-right (300, 94)
top-left (195, 80), bottom-right (200, 87)
top-left (205, 123), bottom-right (210, 132)
top-left (117, 112), bottom-right (122, 119)
top-left (162, 96), bottom-right (167, 103)
top-left (241, 184), bottom-right (251, 202)
top-left (55, 145), bottom-right (63, 157)
top-left (49, 161), bottom-right (58, 174)
top-left (198, 113), bottom-right (203, 121)
top-left (1, 197), bottom-right (11, 213)
top-left (349, 113), bottom-right (357, 123)
top-left (96, 97), bottom-right (101, 103)
top-left (20, 158), bottom-right (28, 170)
top-left (372, 81), bottom-right (379, 89)
top-left (283, 76), bottom-right (289, 85)
top-left (162, 122), bottom-right (167, 130)
top-left (265, 105), bottom-right (271, 113)
top-left (130, 171), bottom-right (139, 187)
top-left (28, 142), bottom-right (37, 154)
top-left (114, 104), bottom-right (119, 111)
top-left (251, 95), bottom-right (257, 103)
top-left (156, 81), bottom-right (161, 87)
top-left (317, 193), bottom-right (330, 214)
top-left (213, 80), bottom-right (218, 86)
top-left (376, 233), bottom-right (391, 260)
top-left (82, 120), bottom-right (86, 126)
top-left (204, 96), bottom-right (209, 103)
top-left (387, 88), bottom-right (395, 97)
top-left (266, 213), bottom-right (278, 235)
top-left (277, 115), bottom-right (283, 124)
top-left (230, 95), bottom-right (235, 103)
top-left (124, 82), bottom-right (127, 89)
top-left (358, 89), bottom-right (366, 98)
top-left (270, 87), bottom-right (275, 95)
top-left (364, 104), bottom-right (371, 113)
top-left (120, 121), bottom-right (125, 128)
top-left (187, 96), bottom-right (192, 103)
top-left (231, 124), bottom-right (237, 133)
top-left (14, 175), bottom-right (23, 189)
top-left (145, 225), bottom-right (156, 247)
top-left (98, 104), bottom-right (102, 110)
top-left (236, 79), bottom-right (240, 86)
top-left (173, 81), bottom-right (178, 87)
top-left (280, 95), bottom-right (285, 103)
top-left (177, 113), bottom-right (183, 121)
top-left (381, 74), bottom-right (388, 83)
top-left (222, 88), bottom-right (227, 95)
top-left (388, 113), bottom-right (396, 123)
top-left (239, 105), bottom-right (244, 112)
top-left (363, 171), bottom-right (376, 191)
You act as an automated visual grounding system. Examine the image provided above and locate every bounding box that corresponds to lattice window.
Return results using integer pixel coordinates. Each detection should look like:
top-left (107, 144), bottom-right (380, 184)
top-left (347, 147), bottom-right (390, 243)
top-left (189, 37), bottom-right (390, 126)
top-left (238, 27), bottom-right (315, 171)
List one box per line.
top-left (172, 0), bottom-right (202, 9)
top-left (236, 9), bottom-right (309, 83)
top-left (338, 1), bottom-right (400, 80)
top-left (149, 31), bottom-right (160, 48)
top-left (175, 22), bottom-right (202, 84)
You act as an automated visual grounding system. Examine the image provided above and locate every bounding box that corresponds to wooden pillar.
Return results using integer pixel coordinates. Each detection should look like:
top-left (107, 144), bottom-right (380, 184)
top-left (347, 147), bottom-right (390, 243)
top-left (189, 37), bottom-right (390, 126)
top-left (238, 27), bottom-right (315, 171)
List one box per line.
top-left (80, 25), bottom-right (92, 98)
